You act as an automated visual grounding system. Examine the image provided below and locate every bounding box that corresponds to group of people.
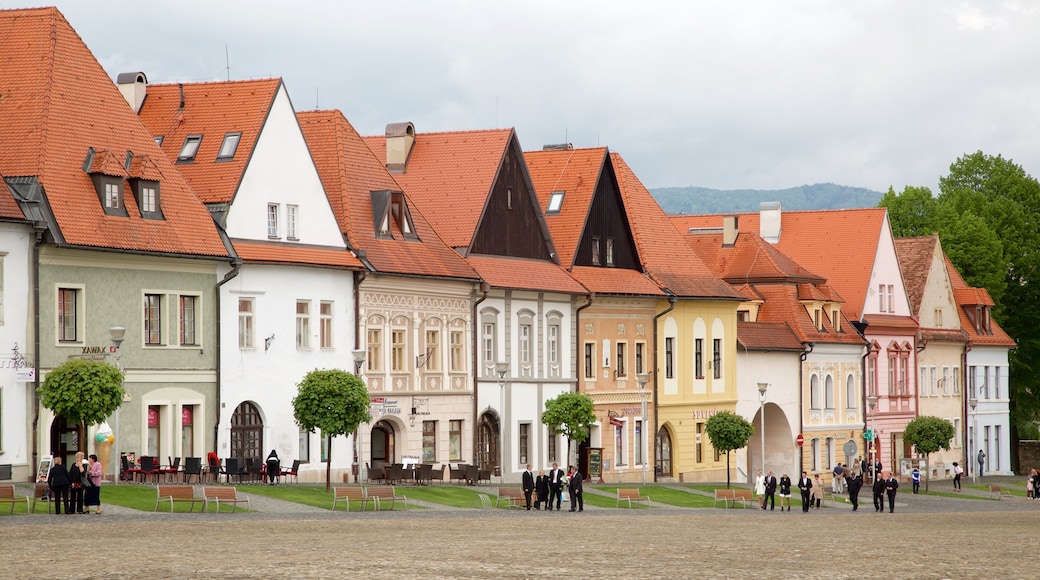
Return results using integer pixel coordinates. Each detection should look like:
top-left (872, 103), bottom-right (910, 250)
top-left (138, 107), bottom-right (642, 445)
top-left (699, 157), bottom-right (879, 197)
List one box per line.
top-left (521, 462), bottom-right (584, 512)
top-left (44, 452), bottom-right (104, 515)
top-left (754, 465), bottom-right (902, 513)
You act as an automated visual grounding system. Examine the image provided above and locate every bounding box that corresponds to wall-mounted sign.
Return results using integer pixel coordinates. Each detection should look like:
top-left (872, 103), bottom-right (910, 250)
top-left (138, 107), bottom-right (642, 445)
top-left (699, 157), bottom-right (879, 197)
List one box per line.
top-left (182, 406), bottom-right (193, 426)
top-left (147, 407), bottom-right (159, 427)
top-left (692, 409), bottom-right (722, 420)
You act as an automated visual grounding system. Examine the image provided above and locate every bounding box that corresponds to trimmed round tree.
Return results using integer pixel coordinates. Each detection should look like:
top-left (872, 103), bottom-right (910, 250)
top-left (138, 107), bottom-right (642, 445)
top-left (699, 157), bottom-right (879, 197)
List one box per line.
top-left (292, 368), bottom-right (371, 492)
top-left (903, 415), bottom-right (955, 492)
top-left (705, 410), bottom-right (753, 489)
top-left (540, 392), bottom-right (596, 467)
top-left (39, 359), bottom-right (125, 434)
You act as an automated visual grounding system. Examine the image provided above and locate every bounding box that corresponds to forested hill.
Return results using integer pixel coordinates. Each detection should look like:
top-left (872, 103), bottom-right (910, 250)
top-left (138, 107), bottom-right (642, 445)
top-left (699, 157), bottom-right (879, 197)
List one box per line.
top-left (650, 183), bottom-right (884, 215)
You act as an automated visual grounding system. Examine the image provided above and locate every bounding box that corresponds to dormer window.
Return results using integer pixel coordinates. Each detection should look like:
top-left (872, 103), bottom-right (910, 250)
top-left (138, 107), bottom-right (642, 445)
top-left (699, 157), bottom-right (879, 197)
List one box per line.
top-left (178, 135), bottom-right (202, 163)
top-left (105, 182), bottom-right (120, 209)
top-left (130, 178), bottom-right (163, 220)
top-left (606, 238), bottom-right (615, 266)
top-left (547, 191), bottom-right (564, 214)
top-left (217, 132), bottom-right (241, 160)
top-left (371, 190), bottom-right (419, 240)
top-left (88, 174), bottom-right (128, 217)
top-left (831, 309), bottom-right (840, 332)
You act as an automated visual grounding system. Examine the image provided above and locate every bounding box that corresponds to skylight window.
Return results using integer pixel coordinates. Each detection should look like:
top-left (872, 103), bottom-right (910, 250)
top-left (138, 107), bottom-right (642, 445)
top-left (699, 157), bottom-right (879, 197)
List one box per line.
top-left (178, 135), bottom-right (202, 162)
top-left (154, 135), bottom-right (165, 146)
top-left (217, 132), bottom-right (242, 160)
top-left (547, 191), bottom-right (565, 214)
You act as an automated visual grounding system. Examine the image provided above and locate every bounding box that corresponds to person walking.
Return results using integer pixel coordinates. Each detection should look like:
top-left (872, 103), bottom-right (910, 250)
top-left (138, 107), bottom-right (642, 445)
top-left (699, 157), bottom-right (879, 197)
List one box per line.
top-left (521, 464), bottom-right (535, 510)
top-left (85, 453), bottom-right (103, 514)
top-left (798, 471), bottom-right (812, 512)
top-left (812, 474), bottom-right (823, 509)
top-left (754, 469), bottom-right (766, 509)
top-left (952, 462), bottom-right (963, 491)
top-left (567, 466), bottom-right (583, 512)
top-left (547, 463), bottom-right (565, 511)
top-left (911, 468), bottom-right (921, 494)
top-left (872, 474), bottom-right (886, 512)
top-left (778, 473), bottom-right (792, 511)
top-left (68, 452), bottom-right (87, 515)
top-left (846, 470), bottom-right (863, 511)
top-left (885, 473), bottom-right (899, 513)
top-left (832, 463), bottom-right (845, 494)
top-left (763, 470), bottom-right (777, 511)
top-left (977, 450), bottom-right (986, 477)
top-left (265, 449), bottom-right (280, 485)
top-left (47, 455), bottom-right (71, 515)
top-left (534, 469), bottom-right (549, 510)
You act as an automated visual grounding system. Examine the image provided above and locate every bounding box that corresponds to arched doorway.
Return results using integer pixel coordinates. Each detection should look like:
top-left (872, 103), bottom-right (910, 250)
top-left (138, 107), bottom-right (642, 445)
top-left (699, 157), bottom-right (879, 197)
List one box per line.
top-left (50, 416), bottom-right (83, 468)
top-left (370, 420), bottom-right (395, 467)
top-left (748, 402), bottom-right (796, 478)
top-left (655, 426), bottom-right (672, 478)
top-left (230, 402), bottom-right (263, 460)
top-left (477, 411), bottom-right (499, 472)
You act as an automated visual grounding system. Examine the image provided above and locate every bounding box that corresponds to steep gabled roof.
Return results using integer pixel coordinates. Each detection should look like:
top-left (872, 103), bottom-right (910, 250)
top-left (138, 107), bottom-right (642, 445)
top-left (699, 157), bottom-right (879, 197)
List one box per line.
top-left (737, 321), bottom-right (805, 351)
top-left (753, 284), bottom-right (863, 346)
top-left (137, 78), bottom-right (281, 205)
top-left (893, 235), bottom-right (938, 315)
top-left (945, 256), bottom-right (1015, 347)
top-left (364, 128), bottom-right (513, 249)
top-left (683, 229), bottom-right (826, 285)
top-left (466, 255), bottom-right (586, 294)
top-left (672, 208), bottom-right (887, 317)
top-left (0, 7), bottom-right (229, 257)
top-left (297, 110), bottom-right (479, 281)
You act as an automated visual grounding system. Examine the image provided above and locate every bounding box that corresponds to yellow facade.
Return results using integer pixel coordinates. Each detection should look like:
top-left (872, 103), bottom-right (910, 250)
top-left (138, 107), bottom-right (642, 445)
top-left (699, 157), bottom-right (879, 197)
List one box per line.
top-left (801, 358), bottom-right (865, 485)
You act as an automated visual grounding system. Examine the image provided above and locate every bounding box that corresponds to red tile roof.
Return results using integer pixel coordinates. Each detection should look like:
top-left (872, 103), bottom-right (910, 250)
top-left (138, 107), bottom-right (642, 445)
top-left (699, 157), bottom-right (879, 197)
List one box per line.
top-left (0, 7), bottom-right (229, 257)
top-left (683, 229), bottom-right (826, 285)
top-left (672, 208), bottom-right (888, 318)
top-left (569, 266), bottom-right (664, 296)
top-left (466, 254), bottom-right (586, 294)
top-left (232, 240), bottom-right (362, 269)
top-left (753, 284), bottom-right (864, 345)
top-left (297, 110), bottom-right (479, 281)
top-left (363, 129), bottom-right (513, 249)
top-left (737, 321), bottom-right (805, 351)
top-left (893, 235), bottom-right (938, 315)
top-left (137, 78), bottom-right (281, 205)
top-left (945, 256), bottom-right (1015, 347)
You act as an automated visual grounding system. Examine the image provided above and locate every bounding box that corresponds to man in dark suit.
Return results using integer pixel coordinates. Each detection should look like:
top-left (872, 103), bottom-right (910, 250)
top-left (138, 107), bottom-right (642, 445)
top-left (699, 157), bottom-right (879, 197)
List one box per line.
top-left (763, 470), bottom-right (778, 511)
top-left (521, 464), bottom-right (535, 510)
top-left (845, 470), bottom-right (863, 511)
top-left (872, 473), bottom-right (887, 512)
top-left (47, 455), bottom-right (71, 515)
top-left (547, 463), bottom-right (565, 511)
top-left (885, 473), bottom-right (899, 513)
top-left (534, 469), bottom-right (549, 510)
top-left (567, 465), bottom-right (584, 512)
top-left (798, 471), bottom-right (812, 512)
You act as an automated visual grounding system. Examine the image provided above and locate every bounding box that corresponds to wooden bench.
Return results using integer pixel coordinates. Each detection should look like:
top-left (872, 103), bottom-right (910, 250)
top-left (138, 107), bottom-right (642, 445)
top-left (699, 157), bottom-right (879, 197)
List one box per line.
top-left (202, 486), bottom-right (249, 513)
top-left (365, 486), bottom-right (407, 511)
top-left (331, 486), bottom-right (373, 512)
top-left (0, 484), bottom-right (28, 514)
top-left (155, 485), bottom-right (200, 513)
top-left (990, 485), bottom-right (1013, 500)
top-left (494, 487), bottom-right (527, 509)
top-left (713, 488), bottom-right (754, 508)
top-left (616, 488), bottom-right (652, 508)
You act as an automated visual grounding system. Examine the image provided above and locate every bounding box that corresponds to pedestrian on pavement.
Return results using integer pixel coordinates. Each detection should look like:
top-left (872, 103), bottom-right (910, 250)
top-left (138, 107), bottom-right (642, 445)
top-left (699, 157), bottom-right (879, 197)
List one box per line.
top-left (47, 455), bottom-right (71, 515)
top-left (798, 471), bottom-right (812, 512)
top-left (266, 449), bottom-right (280, 485)
top-left (977, 450), bottom-right (986, 477)
top-left (845, 470), bottom-right (863, 511)
top-left (534, 469), bottom-right (549, 510)
top-left (832, 463), bottom-right (845, 493)
top-left (911, 468), bottom-right (921, 494)
top-left (522, 464), bottom-right (535, 510)
top-left (859, 456), bottom-right (867, 480)
top-left (764, 470), bottom-right (777, 511)
top-left (1028, 469), bottom-right (1037, 499)
top-left (952, 462), bottom-right (963, 491)
top-left (778, 473), bottom-right (792, 511)
top-left (812, 474), bottom-right (823, 509)
top-left (885, 473), bottom-right (899, 512)
top-left (85, 453), bottom-right (103, 514)
top-left (567, 465), bottom-right (583, 512)
top-left (68, 451), bottom-right (87, 515)
top-left (547, 463), bottom-right (565, 511)
top-left (754, 469), bottom-right (766, 509)
top-left (872, 474), bottom-right (886, 512)
top-left (1031, 469), bottom-right (1040, 501)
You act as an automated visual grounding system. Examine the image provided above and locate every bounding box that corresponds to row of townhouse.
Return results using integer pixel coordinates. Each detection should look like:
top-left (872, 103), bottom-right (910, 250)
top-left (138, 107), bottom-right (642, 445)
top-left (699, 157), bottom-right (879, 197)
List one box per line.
top-left (0, 8), bottom-right (1012, 485)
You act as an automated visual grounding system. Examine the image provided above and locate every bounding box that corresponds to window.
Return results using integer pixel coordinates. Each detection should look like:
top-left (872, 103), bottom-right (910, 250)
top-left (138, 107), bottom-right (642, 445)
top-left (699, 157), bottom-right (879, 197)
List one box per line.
top-left (888, 354), bottom-right (897, 396)
top-left (296, 300), bottom-right (310, 349)
top-left (814, 308), bottom-right (821, 330)
top-left (144, 293), bottom-right (162, 345)
top-left (140, 184), bottom-right (157, 213)
top-left (919, 367), bottom-right (928, 397)
top-left (287, 204), bottom-right (299, 240)
top-left (615, 423), bottom-right (625, 466)
top-left (696, 423), bottom-right (704, 463)
top-left (391, 329), bottom-right (406, 372)
top-left (519, 423), bottom-right (529, 466)
top-left (58, 288), bottom-right (79, 343)
top-left (366, 328), bottom-right (382, 372)
top-left (846, 374), bottom-right (856, 408)
top-left (968, 365), bottom-right (977, 398)
top-left (506, 187), bottom-right (513, 210)
top-left (105, 182), bottom-right (121, 210)
top-left (422, 421), bottom-right (436, 463)
top-left (320, 301), bottom-right (333, 349)
top-left (584, 342), bottom-right (594, 379)
top-left (899, 353), bottom-right (909, 395)
top-left (934, 308), bottom-right (943, 327)
top-left (425, 329), bottom-right (440, 372)
top-left (547, 191), bottom-right (564, 214)
top-left (810, 375), bottom-right (821, 410)
top-left (267, 204), bottom-right (280, 238)
top-left (449, 420), bottom-right (462, 461)
top-left (450, 330), bottom-right (464, 372)
top-left (665, 337), bottom-right (675, 379)
top-left (217, 132), bottom-right (241, 160)
top-left (930, 366), bottom-right (937, 396)
top-left (886, 285), bottom-right (895, 313)
top-left (179, 295), bottom-right (197, 346)
top-left (616, 341), bottom-right (627, 378)
top-left (737, 310), bottom-right (750, 322)
top-left (867, 351), bottom-right (878, 396)
top-left (832, 309), bottom-right (840, 332)
top-left (635, 420), bottom-right (643, 465)
top-left (810, 438), bottom-right (819, 471)
top-left (548, 427), bottom-right (558, 463)
top-left (825, 437), bottom-right (835, 470)
top-left (481, 319), bottom-right (496, 377)
top-left (519, 323), bottom-right (531, 368)
top-left (606, 238), bottom-right (615, 266)
top-left (694, 338), bottom-right (704, 378)
top-left (952, 418), bottom-right (961, 448)
top-left (824, 375), bottom-right (834, 409)
top-left (591, 237), bottom-right (601, 265)
top-left (299, 430), bottom-right (310, 464)
top-left (953, 366), bottom-right (960, 394)
top-left (178, 135), bottom-right (202, 162)
top-left (147, 406), bottom-right (160, 457)
top-left (712, 338), bottom-right (722, 379)
top-left (878, 284), bottom-right (885, 311)
top-left (238, 298), bottom-right (254, 349)
top-left (635, 342), bottom-right (645, 375)
top-left (154, 135), bottom-right (164, 146)
top-left (548, 323), bottom-right (560, 371)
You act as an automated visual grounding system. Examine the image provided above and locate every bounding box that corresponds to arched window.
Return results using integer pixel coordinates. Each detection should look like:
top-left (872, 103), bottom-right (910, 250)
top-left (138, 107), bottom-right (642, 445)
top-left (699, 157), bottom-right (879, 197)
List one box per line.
top-left (810, 375), bottom-right (821, 409)
top-left (825, 437), bottom-right (835, 469)
top-left (846, 374), bottom-right (857, 408)
top-left (810, 438), bottom-right (820, 471)
top-left (825, 375), bottom-right (835, 409)
top-left (231, 401), bottom-right (263, 460)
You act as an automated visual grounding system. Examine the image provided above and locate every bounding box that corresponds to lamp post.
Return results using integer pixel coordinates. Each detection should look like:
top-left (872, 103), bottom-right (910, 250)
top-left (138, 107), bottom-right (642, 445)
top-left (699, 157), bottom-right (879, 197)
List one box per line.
top-left (968, 396), bottom-right (978, 485)
top-left (637, 372), bottom-right (650, 485)
top-left (352, 348), bottom-right (367, 483)
top-left (867, 394), bottom-right (878, 482)
top-left (495, 361), bottom-right (509, 483)
top-left (108, 326), bottom-right (126, 485)
top-left (757, 383), bottom-right (768, 475)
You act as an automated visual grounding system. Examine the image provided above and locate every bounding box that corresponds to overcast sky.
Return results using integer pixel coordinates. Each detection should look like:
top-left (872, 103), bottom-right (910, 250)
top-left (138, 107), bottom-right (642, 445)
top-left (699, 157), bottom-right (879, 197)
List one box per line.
top-left (16, 1), bottom-right (1040, 192)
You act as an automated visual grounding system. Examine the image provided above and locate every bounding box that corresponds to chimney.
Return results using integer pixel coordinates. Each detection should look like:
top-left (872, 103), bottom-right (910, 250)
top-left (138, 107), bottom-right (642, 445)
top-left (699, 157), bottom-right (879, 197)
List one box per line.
top-left (116, 72), bottom-right (148, 113)
top-left (759, 201), bottom-right (781, 243)
top-left (385, 122), bottom-right (415, 174)
top-left (722, 215), bottom-right (738, 246)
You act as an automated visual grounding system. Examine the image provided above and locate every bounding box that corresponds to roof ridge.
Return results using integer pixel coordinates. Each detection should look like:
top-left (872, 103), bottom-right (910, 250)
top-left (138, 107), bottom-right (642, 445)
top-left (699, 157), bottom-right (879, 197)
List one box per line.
top-left (362, 127), bottom-right (513, 139)
top-left (148, 77), bottom-right (281, 88)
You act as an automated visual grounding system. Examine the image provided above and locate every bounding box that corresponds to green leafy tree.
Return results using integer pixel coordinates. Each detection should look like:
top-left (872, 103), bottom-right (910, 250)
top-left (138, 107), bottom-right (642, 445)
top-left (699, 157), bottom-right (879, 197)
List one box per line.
top-left (292, 369), bottom-right (371, 492)
top-left (38, 359), bottom-right (125, 434)
top-left (903, 416), bottom-right (955, 492)
top-left (540, 392), bottom-right (596, 466)
top-left (705, 411), bottom-right (753, 489)
top-left (879, 185), bottom-right (939, 237)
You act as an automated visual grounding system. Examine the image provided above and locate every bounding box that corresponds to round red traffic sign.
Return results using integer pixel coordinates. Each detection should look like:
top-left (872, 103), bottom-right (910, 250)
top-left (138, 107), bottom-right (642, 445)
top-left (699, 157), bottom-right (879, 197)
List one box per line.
top-left (796, 434), bottom-right (804, 447)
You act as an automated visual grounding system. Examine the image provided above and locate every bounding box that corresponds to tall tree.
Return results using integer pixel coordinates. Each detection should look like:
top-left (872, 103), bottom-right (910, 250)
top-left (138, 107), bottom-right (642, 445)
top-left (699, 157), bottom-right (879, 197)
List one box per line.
top-left (704, 411), bottom-right (753, 489)
top-left (38, 359), bottom-right (125, 435)
top-left (292, 369), bottom-right (371, 492)
top-left (540, 392), bottom-right (596, 467)
top-left (879, 185), bottom-right (939, 237)
top-left (903, 416), bottom-right (955, 492)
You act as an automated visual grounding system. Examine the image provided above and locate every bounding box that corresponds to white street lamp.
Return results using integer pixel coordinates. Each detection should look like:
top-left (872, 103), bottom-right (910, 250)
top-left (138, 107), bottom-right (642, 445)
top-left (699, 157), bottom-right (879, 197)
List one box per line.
top-left (968, 396), bottom-right (978, 485)
top-left (637, 372), bottom-right (650, 485)
top-left (867, 394), bottom-right (878, 482)
top-left (108, 326), bottom-right (126, 485)
top-left (495, 361), bottom-right (509, 483)
top-left (352, 348), bottom-right (367, 483)
top-left (757, 383), bottom-right (768, 475)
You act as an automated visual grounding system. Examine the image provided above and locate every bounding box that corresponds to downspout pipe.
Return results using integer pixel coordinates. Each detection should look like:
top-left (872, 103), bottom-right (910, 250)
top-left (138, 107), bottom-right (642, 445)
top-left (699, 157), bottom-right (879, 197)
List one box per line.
top-left (799, 341), bottom-right (814, 477)
top-left (852, 319), bottom-right (871, 471)
top-left (214, 258), bottom-right (242, 453)
top-left (471, 281), bottom-right (489, 465)
top-left (573, 293), bottom-right (594, 393)
top-left (30, 223), bottom-right (46, 480)
top-left (652, 294), bottom-right (677, 483)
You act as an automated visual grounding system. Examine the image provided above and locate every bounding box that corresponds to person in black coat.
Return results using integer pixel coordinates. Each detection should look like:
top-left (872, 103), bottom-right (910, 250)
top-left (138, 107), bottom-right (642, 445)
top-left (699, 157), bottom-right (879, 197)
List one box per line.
top-left (567, 465), bottom-right (584, 512)
top-left (266, 450), bottom-right (280, 485)
top-left (521, 464), bottom-right (535, 510)
top-left (534, 469), bottom-right (549, 510)
top-left (763, 470), bottom-right (778, 511)
top-left (872, 473), bottom-right (887, 512)
top-left (885, 474), bottom-right (899, 513)
top-left (845, 470), bottom-right (863, 511)
top-left (547, 463), bottom-right (565, 511)
top-left (778, 473), bottom-right (793, 511)
top-left (68, 452), bottom-right (87, 515)
top-left (47, 455), bottom-right (72, 515)
top-left (797, 471), bottom-right (812, 512)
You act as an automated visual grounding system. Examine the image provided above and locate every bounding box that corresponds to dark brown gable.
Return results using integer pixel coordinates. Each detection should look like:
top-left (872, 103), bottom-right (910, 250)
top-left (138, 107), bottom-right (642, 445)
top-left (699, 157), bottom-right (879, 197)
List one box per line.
top-left (470, 136), bottom-right (553, 260)
top-left (574, 159), bottom-right (640, 270)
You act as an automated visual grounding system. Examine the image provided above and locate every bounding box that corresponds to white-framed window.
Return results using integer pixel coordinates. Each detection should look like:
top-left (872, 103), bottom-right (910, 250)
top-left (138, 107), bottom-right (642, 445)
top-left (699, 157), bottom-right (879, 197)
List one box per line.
top-left (810, 375), bottom-right (821, 410)
top-left (930, 366), bottom-right (937, 396)
top-left (886, 285), bottom-right (895, 313)
top-left (919, 367), bottom-right (928, 397)
top-left (144, 293), bottom-right (162, 345)
top-left (547, 191), bottom-right (564, 214)
top-left (547, 312), bottom-right (562, 378)
top-left (450, 330), bottom-right (464, 373)
top-left (481, 313), bottom-right (497, 377)
top-left (179, 295), bottom-right (198, 346)
top-left (367, 328), bottom-right (382, 372)
top-left (287, 204), bottom-right (299, 240)
top-left (606, 238), bottom-right (615, 266)
top-left (952, 418), bottom-right (961, 448)
top-left (615, 420), bottom-right (626, 466)
top-left (391, 329), bottom-right (406, 372)
top-left (423, 421), bottom-right (437, 463)
top-left (267, 204), bottom-right (280, 238)
top-left (846, 374), bottom-right (856, 408)
top-left (140, 185), bottom-right (157, 213)
top-left (296, 300), bottom-right (310, 349)
top-left (694, 338), bottom-right (703, 378)
top-left (238, 298), bottom-right (254, 349)
top-left (953, 366), bottom-right (960, 394)
top-left (825, 437), bottom-right (835, 469)
top-left (105, 182), bottom-right (120, 209)
top-left (712, 338), bottom-right (722, 380)
top-left (320, 301), bottom-right (333, 349)
top-left (519, 322), bottom-right (532, 377)
top-left (425, 329), bottom-right (440, 372)
top-left (878, 284), bottom-right (885, 311)
top-left (519, 423), bottom-right (530, 466)
top-left (824, 375), bottom-right (834, 409)
top-left (591, 237), bottom-right (601, 265)
top-left (217, 132), bottom-right (241, 160)
top-left (178, 135), bottom-right (202, 162)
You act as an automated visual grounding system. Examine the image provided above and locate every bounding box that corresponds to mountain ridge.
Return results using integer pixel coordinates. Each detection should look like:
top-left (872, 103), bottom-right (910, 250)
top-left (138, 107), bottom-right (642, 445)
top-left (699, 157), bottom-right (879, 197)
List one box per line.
top-left (650, 183), bottom-right (884, 215)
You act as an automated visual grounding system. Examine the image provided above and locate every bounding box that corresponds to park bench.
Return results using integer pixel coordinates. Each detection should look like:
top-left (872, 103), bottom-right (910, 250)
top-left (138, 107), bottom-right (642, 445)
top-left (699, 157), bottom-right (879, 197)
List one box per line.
top-left (202, 485), bottom-right (249, 513)
top-left (616, 488), bottom-right (652, 508)
top-left (366, 485), bottom-right (407, 511)
top-left (989, 485), bottom-right (1013, 500)
top-left (713, 488), bottom-right (754, 508)
top-left (0, 484), bottom-right (28, 514)
top-left (331, 486), bottom-right (373, 512)
top-left (155, 485), bottom-right (200, 513)
top-left (494, 487), bottom-right (527, 509)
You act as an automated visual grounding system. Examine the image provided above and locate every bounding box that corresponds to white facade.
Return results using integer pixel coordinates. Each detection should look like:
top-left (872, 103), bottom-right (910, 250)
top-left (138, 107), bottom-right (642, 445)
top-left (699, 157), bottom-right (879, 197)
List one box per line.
top-left (0, 223), bottom-right (34, 481)
top-left (967, 347), bottom-right (1013, 476)
top-left (736, 348), bottom-right (801, 483)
